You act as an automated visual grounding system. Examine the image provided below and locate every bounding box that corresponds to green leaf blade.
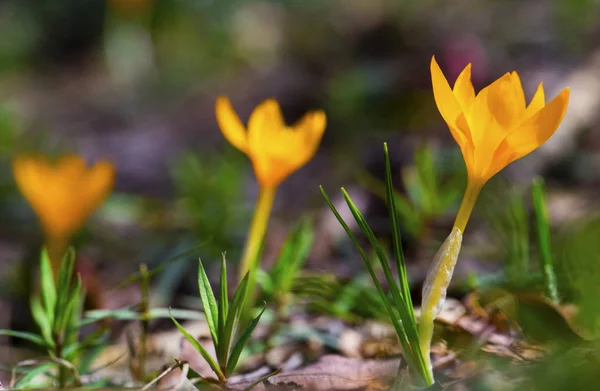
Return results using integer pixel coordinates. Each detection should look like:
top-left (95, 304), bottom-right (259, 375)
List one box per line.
top-left (273, 218), bottom-right (314, 295)
top-left (30, 296), bottom-right (54, 347)
top-left (40, 249), bottom-right (57, 328)
top-left (222, 272), bottom-right (250, 366)
top-left (217, 253), bottom-right (229, 368)
top-left (0, 329), bottom-right (47, 347)
top-left (197, 259), bottom-right (220, 346)
top-left (170, 309), bottom-right (225, 382)
top-left (384, 143), bottom-right (416, 321)
top-left (532, 177), bottom-right (559, 304)
top-left (226, 305), bottom-right (266, 376)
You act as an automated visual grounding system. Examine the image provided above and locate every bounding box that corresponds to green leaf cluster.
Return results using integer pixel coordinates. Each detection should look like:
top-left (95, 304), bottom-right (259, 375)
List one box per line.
top-left (170, 255), bottom-right (265, 384)
top-left (321, 143), bottom-right (432, 387)
top-left (0, 248), bottom-right (100, 388)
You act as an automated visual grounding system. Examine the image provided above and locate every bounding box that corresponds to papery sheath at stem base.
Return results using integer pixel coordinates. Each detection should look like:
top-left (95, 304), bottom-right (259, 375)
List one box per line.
top-left (419, 226), bottom-right (463, 378)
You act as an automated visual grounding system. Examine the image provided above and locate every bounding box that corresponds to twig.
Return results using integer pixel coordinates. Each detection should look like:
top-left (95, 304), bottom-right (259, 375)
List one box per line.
top-left (142, 361), bottom-right (182, 390)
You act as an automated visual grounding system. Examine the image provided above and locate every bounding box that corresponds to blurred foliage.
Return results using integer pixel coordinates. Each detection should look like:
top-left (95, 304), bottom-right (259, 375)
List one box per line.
top-left (257, 218), bottom-right (314, 312)
top-left (555, 216), bottom-right (600, 337)
top-left (360, 145), bottom-right (464, 239)
top-left (295, 272), bottom-right (388, 322)
top-left (481, 183), bottom-right (534, 289)
top-left (0, 106), bottom-right (16, 155)
top-left (171, 151), bottom-right (250, 261)
top-left (396, 146), bottom-right (463, 237)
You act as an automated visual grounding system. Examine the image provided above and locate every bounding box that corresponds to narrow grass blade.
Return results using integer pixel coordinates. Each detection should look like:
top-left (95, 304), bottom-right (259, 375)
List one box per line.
top-left (320, 186), bottom-right (423, 377)
top-left (340, 188), bottom-right (405, 310)
top-left (39, 249), bottom-right (57, 327)
top-left (217, 253), bottom-right (229, 368)
top-left (197, 259), bottom-right (219, 346)
top-left (219, 253), bottom-right (229, 328)
top-left (340, 187), bottom-right (428, 380)
top-left (243, 368), bottom-right (282, 391)
top-left (532, 177), bottom-right (559, 304)
top-left (169, 309), bottom-right (225, 382)
top-left (226, 305), bottom-right (266, 376)
top-left (384, 143), bottom-right (415, 321)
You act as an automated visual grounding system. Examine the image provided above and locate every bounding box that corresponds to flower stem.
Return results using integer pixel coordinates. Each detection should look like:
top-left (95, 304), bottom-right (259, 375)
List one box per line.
top-left (453, 180), bottom-right (483, 232)
top-left (46, 236), bottom-right (69, 281)
top-left (238, 186), bottom-right (277, 282)
top-left (418, 180), bottom-right (482, 376)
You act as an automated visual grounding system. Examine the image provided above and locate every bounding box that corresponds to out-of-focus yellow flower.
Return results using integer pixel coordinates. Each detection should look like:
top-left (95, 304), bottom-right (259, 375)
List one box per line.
top-left (216, 96), bottom-right (327, 189)
top-left (431, 56), bottom-right (570, 185)
top-left (13, 154), bottom-right (115, 241)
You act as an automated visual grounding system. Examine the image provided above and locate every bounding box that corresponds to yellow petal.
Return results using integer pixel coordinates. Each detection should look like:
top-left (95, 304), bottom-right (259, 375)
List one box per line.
top-left (216, 96), bottom-right (249, 154)
top-left (465, 73), bottom-right (514, 177)
top-left (431, 56), bottom-right (465, 131)
top-left (509, 72), bottom-right (526, 109)
top-left (246, 100), bottom-right (326, 188)
top-left (247, 98), bottom-right (286, 157)
top-left (13, 156), bottom-right (46, 215)
top-left (75, 160), bottom-right (115, 231)
top-left (483, 87), bottom-right (569, 180)
top-left (523, 82), bottom-right (545, 121)
top-left (291, 109), bottom-right (327, 166)
top-left (504, 88), bottom-right (570, 162)
top-left (453, 63), bottom-right (475, 113)
top-left (431, 56), bottom-right (474, 168)
top-left (247, 99), bottom-right (288, 188)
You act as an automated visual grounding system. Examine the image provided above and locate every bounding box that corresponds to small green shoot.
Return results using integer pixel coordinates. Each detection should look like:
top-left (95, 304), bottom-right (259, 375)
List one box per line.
top-left (257, 218), bottom-right (314, 310)
top-left (320, 143), bottom-right (432, 387)
top-left (170, 255), bottom-right (266, 385)
top-left (532, 177), bottom-right (560, 304)
top-left (0, 248), bottom-right (95, 388)
top-left (358, 145), bottom-right (462, 238)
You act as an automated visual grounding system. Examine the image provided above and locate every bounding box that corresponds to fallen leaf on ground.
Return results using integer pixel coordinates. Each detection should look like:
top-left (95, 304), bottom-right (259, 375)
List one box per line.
top-left (228, 355), bottom-right (400, 391)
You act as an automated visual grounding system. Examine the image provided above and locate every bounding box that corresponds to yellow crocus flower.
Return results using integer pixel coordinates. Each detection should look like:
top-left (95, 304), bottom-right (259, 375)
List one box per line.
top-left (432, 56), bottom-right (570, 185)
top-left (216, 96), bottom-right (326, 190)
top-left (418, 57), bottom-right (570, 379)
top-left (216, 96), bottom-right (326, 279)
top-left (13, 154), bottom-right (115, 267)
top-left (430, 55), bottom-right (570, 229)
